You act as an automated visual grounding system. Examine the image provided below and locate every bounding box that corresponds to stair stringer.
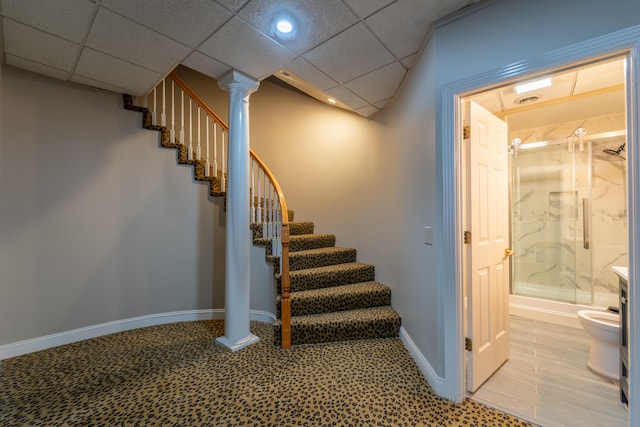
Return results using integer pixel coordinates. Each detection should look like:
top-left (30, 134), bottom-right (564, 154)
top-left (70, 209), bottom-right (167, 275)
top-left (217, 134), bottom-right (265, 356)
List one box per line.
top-left (123, 94), bottom-right (226, 197)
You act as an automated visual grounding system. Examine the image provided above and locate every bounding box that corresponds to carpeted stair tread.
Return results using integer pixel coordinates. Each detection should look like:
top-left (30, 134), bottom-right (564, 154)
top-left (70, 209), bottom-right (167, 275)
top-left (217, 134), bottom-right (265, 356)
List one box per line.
top-left (289, 234), bottom-right (336, 252)
top-left (274, 306), bottom-right (401, 345)
top-left (279, 281), bottom-right (391, 317)
top-left (289, 247), bottom-right (357, 271)
top-left (289, 221), bottom-right (314, 235)
top-left (283, 262), bottom-right (376, 292)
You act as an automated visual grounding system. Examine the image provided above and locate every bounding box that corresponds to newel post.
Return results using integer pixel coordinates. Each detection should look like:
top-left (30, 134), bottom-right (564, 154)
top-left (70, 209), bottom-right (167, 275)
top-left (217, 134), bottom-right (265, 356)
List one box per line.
top-left (216, 70), bottom-right (260, 351)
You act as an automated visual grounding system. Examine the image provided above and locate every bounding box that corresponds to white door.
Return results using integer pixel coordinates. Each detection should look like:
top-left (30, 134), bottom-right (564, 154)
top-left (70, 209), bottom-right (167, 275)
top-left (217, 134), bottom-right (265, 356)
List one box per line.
top-left (465, 100), bottom-right (511, 393)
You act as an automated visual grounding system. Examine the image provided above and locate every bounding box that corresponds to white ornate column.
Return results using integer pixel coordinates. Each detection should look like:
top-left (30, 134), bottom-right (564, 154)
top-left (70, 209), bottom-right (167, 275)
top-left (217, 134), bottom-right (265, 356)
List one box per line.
top-left (216, 70), bottom-right (260, 351)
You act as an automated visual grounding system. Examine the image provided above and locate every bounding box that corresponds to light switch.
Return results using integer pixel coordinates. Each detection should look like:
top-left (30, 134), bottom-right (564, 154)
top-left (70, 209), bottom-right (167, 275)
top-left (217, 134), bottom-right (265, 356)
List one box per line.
top-left (424, 226), bottom-right (433, 245)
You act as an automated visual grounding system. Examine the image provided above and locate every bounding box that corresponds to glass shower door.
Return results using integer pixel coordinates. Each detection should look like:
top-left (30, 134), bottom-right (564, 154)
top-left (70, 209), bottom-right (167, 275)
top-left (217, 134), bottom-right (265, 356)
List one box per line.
top-left (511, 138), bottom-right (593, 304)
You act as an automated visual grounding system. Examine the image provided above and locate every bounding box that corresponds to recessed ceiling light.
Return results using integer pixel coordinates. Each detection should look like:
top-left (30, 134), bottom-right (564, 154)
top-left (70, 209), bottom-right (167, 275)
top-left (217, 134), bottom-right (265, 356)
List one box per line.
top-left (515, 77), bottom-right (551, 94)
top-left (276, 19), bottom-right (293, 34)
top-left (272, 13), bottom-right (297, 40)
top-left (327, 98), bottom-right (337, 104)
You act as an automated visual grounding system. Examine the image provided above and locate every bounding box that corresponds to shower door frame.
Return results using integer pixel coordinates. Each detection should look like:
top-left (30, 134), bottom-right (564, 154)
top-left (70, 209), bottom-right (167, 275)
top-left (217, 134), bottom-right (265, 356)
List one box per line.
top-left (510, 133), bottom-right (597, 305)
top-left (440, 26), bottom-right (640, 427)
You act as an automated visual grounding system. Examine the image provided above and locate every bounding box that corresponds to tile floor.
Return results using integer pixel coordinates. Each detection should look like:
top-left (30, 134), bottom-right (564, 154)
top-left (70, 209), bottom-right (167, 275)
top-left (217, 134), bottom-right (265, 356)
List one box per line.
top-left (470, 315), bottom-right (628, 427)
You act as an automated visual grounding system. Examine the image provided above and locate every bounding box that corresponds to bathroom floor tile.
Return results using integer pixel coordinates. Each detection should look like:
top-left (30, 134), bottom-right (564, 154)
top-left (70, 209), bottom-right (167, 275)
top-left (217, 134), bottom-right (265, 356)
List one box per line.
top-left (469, 315), bottom-right (628, 426)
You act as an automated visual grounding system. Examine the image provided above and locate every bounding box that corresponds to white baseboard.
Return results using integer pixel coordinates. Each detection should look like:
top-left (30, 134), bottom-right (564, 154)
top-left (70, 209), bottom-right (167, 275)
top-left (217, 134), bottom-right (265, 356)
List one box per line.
top-left (399, 326), bottom-right (447, 397)
top-left (0, 309), bottom-right (275, 361)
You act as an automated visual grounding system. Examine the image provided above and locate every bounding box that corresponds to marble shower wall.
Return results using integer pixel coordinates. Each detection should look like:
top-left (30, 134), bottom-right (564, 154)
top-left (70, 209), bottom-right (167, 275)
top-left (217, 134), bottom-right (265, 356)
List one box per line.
top-left (510, 113), bottom-right (628, 304)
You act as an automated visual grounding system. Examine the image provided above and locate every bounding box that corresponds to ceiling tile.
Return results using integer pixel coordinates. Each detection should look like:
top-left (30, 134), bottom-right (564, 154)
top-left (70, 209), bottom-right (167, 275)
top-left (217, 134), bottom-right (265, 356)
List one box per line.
top-left (197, 17), bottom-right (296, 80)
top-left (101, 0), bottom-right (232, 48)
top-left (71, 74), bottom-right (131, 94)
top-left (470, 91), bottom-right (503, 114)
top-left (237, 0), bottom-right (358, 55)
top-left (401, 53), bottom-right (417, 68)
top-left (214, 0), bottom-right (250, 12)
top-left (574, 59), bottom-right (624, 94)
top-left (366, 0), bottom-right (469, 59)
top-left (5, 54), bottom-right (70, 80)
top-left (283, 57), bottom-right (338, 91)
top-left (2, 18), bottom-right (80, 71)
top-left (325, 85), bottom-right (368, 110)
top-left (181, 51), bottom-right (231, 79)
top-left (374, 98), bottom-right (390, 109)
top-left (1, 0), bottom-right (96, 43)
top-left (304, 23), bottom-right (395, 83)
top-left (341, 0), bottom-right (394, 18)
top-left (345, 61), bottom-right (406, 103)
top-left (86, 8), bottom-right (191, 73)
top-left (355, 104), bottom-right (379, 117)
top-left (74, 48), bottom-right (161, 95)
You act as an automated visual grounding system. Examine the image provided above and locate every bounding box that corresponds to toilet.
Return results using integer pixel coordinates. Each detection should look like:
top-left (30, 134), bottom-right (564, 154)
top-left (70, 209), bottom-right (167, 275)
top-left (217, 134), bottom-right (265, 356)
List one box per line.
top-left (577, 310), bottom-right (620, 379)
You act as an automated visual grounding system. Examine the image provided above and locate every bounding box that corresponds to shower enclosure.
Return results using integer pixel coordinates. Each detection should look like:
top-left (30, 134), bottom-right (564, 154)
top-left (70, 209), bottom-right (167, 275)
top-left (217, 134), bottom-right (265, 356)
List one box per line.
top-left (510, 128), bottom-right (628, 307)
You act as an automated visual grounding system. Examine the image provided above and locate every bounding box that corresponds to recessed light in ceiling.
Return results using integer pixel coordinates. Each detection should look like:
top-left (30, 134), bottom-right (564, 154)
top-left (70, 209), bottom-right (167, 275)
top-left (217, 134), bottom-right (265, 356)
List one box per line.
top-left (272, 13), bottom-right (297, 41)
top-left (515, 77), bottom-right (551, 94)
top-left (276, 19), bottom-right (293, 34)
top-left (327, 98), bottom-right (337, 105)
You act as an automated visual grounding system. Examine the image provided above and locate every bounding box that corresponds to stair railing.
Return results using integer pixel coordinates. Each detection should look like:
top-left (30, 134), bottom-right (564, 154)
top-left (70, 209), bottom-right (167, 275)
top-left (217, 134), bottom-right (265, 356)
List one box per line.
top-left (138, 72), bottom-right (292, 349)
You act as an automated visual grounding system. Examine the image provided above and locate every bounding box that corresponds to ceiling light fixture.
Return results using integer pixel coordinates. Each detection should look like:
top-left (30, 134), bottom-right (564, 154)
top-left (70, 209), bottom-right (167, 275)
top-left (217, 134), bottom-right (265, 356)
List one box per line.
top-left (272, 13), bottom-right (297, 41)
top-left (327, 98), bottom-right (337, 104)
top-left (276, 19), bottom-right (293, 34)
top-left (515, 77), bottom-right (551, 94)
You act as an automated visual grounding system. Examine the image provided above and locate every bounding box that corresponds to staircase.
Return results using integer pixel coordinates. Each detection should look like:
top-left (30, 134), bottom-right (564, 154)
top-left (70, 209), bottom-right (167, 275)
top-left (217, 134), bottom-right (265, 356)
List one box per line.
top-left (252, 221), bottom-right (401, 346)
top-left (124, 72), bottom-right (400, 347)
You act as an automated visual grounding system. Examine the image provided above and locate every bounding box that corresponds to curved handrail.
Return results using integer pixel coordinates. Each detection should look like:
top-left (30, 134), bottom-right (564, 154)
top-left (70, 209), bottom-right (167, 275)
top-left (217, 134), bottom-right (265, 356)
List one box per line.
top-left (168, 71), bottom-right (292, 349)
top-left (250, 151), bottom-right (291, 349)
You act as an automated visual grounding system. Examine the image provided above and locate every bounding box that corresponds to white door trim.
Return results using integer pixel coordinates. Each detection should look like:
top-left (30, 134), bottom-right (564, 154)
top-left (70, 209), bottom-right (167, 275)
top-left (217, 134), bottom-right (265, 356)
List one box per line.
top-left (440, 25), bottom-right (640, 427)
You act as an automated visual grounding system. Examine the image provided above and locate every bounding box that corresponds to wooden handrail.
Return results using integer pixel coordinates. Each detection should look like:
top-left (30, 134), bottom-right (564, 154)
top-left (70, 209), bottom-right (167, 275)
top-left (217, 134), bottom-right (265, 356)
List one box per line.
top-left (168, 71), bottom-right (292, 349)
top-left (250, 151), bottom-right (291, 349)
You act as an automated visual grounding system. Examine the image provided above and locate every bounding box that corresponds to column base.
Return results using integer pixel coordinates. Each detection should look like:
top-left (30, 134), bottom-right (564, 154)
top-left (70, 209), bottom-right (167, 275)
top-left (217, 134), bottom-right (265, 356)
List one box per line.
top-left (216, 333), bottom-right (260, 352)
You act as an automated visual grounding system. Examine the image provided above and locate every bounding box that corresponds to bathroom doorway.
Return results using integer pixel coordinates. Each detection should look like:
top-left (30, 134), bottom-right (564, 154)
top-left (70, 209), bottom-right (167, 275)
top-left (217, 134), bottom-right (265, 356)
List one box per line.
top-left (461, 55), bottom-right (629, 426)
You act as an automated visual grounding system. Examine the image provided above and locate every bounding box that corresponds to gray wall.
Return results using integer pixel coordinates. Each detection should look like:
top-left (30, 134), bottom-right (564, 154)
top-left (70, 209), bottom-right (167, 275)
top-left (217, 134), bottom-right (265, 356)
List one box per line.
top-left (383, 0), bottom-right (640, 377)
top-left (0, 66), bottom-right (226, 345)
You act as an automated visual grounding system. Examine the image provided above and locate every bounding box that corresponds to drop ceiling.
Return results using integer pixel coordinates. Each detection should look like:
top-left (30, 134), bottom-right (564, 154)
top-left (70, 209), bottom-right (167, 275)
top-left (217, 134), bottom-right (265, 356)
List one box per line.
top-left (0, 0), bottom-right (481, 117)
top-left (469, 57), bottom-right (626, 131)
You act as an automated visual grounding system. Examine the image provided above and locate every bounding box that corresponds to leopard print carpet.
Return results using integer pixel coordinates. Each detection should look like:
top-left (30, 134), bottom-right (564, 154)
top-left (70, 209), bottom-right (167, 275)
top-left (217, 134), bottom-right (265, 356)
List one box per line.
top-left (0, 320), bottom-right (534, 426)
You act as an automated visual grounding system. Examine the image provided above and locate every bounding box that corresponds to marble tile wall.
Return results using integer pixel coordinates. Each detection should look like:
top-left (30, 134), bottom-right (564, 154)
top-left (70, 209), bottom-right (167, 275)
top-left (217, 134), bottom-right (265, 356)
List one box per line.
top-left (510, 113), bottom-right (628, 305)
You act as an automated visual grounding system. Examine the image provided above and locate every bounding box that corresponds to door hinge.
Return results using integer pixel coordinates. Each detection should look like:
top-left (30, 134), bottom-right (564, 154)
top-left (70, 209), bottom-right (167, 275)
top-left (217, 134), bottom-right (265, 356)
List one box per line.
top-left (464, 231), bottom-right (471, 244)
top-left (465, 337), bottom-right (473, 351)
top-left (463, 125), bottom-right (471, 139)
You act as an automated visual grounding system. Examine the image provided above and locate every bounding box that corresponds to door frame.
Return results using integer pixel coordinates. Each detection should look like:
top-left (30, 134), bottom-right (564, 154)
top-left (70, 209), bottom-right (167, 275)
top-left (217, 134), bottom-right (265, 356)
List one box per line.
top-left (440, 26), bottom-right (640, 426)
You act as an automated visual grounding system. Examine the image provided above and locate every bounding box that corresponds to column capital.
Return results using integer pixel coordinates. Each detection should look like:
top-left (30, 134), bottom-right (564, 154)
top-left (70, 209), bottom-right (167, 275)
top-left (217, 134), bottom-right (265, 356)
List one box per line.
top-left (217, 69), bottom-right (259, 95)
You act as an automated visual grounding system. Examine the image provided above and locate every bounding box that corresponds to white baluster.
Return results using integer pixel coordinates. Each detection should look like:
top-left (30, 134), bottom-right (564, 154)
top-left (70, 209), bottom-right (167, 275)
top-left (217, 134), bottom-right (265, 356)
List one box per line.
top-left (213, 123), bottom-right (218, 177)
top-left (170, 80), bottom-right (175, 143)
top-left (188, 99), bottom-right (193, 161)
top-left (250, 161), bottom-right (255, 223)
top-left (220, 131), bottom-right (226, 191)
top-left (263, 171), bottom-right (268, 232)
top-left (161, 78), bottom-right (166, 127)
top-left (273, 208), bottom-right (281, 257)
top-left (256, 168), bottom-right (262, 224)
top-left (205, 116), bottom-right (210, 177)
top-left (196, 107), bottom-right (201, 161)
top-left (268, 184), bottom-right (274, 239)
top-left (151, 86), bottom-right (157, 125)
top-left (179, 89), bottom-right (184, 145)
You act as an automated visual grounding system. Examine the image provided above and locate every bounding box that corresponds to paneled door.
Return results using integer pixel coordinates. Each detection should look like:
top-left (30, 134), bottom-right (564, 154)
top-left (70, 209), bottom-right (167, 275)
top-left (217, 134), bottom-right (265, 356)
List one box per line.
top-left (465, 101), bottom-right (511, 393)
